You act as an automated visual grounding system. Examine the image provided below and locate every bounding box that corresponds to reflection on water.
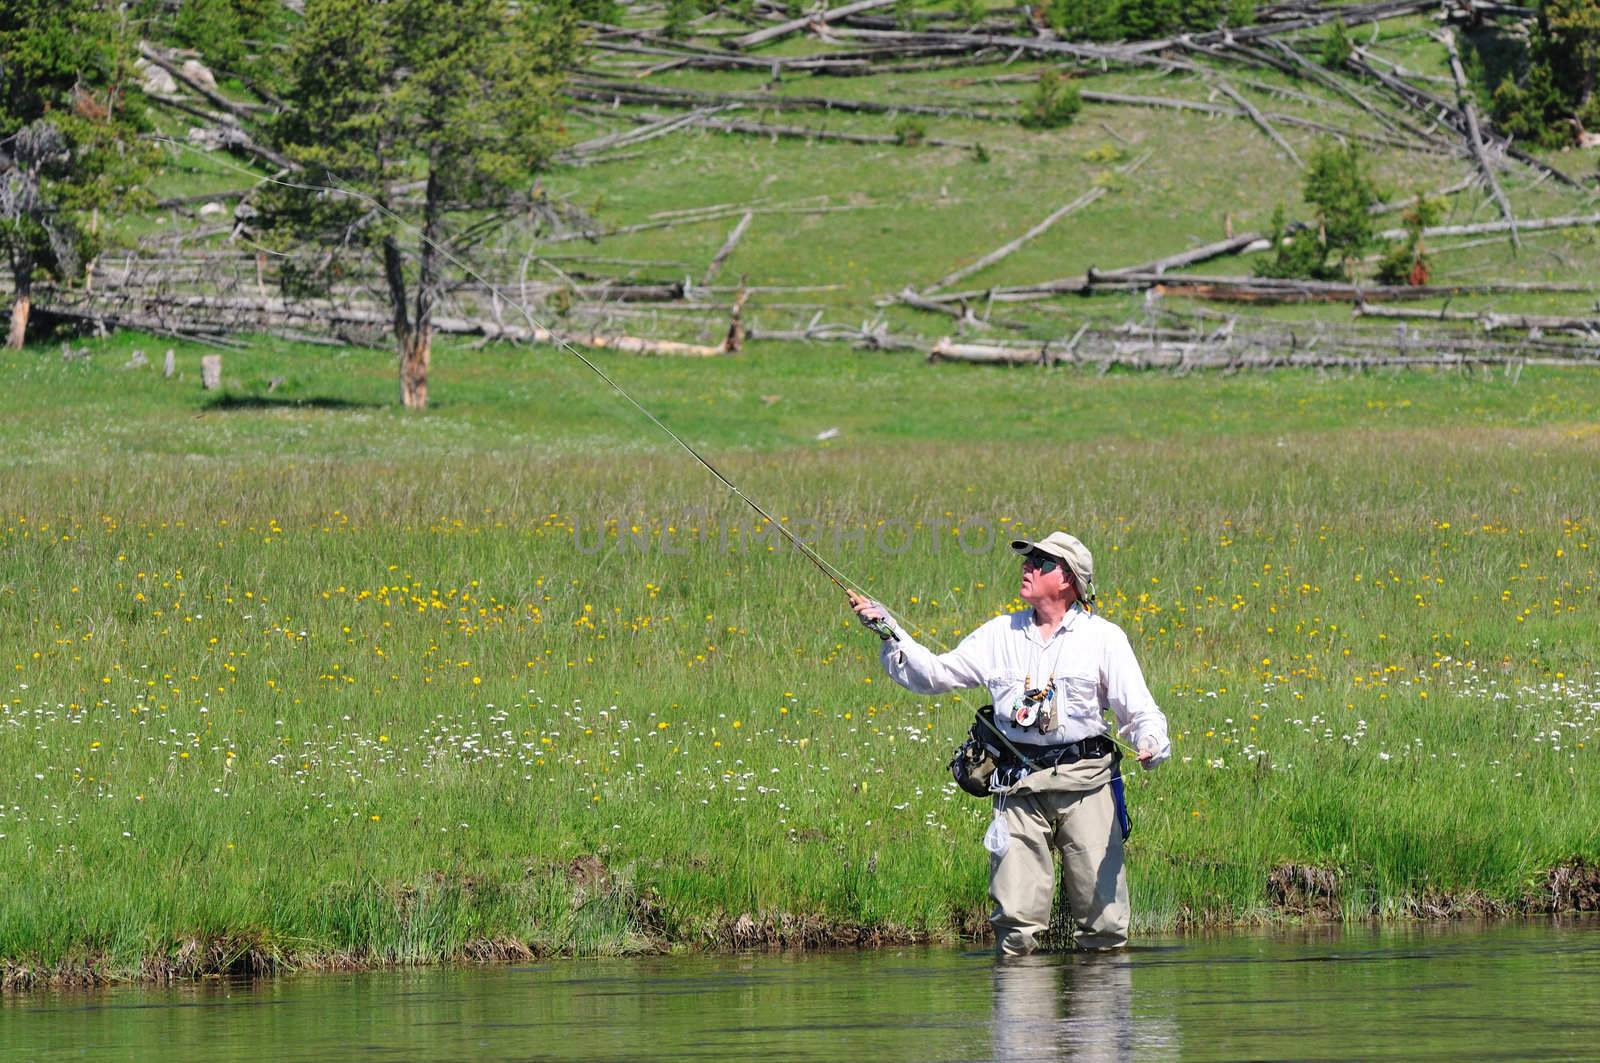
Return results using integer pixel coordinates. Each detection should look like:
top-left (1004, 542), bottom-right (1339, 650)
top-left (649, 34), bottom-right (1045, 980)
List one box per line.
top-left (5, 920), bottom-right (1599, 1062)
top-left (991, 953), bottom-right (1177, 1062)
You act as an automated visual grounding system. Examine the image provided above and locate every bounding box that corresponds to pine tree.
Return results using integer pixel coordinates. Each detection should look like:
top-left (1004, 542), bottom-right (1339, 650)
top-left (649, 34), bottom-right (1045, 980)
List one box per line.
top-left (259, 0), bottom-right (582, 409)
top-left (0, 0), bottom-right (153, 349)
top-left (1485, 0), bottom-right (1600, 145)
top-left (1254, 141), bottom-right (1381, 282)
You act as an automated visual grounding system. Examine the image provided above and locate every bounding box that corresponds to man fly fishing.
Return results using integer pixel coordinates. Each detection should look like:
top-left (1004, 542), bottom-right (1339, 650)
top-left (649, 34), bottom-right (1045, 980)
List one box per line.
top-left (849, 531), bottom-right (1170, 954)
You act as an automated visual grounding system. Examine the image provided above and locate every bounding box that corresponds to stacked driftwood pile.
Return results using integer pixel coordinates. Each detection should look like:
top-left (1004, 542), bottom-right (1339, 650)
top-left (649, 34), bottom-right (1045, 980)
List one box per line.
top-left (28, 0), bottom-right (1600, 370)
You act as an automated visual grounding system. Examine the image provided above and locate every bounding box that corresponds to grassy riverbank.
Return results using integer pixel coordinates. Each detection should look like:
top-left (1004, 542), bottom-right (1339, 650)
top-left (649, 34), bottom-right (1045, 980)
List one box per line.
top-left (2, 331), bottom-right (1598, 987)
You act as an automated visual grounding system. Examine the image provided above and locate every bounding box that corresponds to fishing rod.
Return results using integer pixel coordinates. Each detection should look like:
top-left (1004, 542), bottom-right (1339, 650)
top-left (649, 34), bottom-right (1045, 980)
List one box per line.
top-left (149, 143), bottom-right (1156, 763)
top-left (151, 138), bottom-right (897, 639)
top-left (142, 144), bottom-right (1145, 758)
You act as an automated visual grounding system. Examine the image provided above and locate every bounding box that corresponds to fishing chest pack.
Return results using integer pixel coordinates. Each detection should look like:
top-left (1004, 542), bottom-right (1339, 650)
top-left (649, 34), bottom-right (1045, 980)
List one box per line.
top-left (948, 705), bottom-right (1120, 798)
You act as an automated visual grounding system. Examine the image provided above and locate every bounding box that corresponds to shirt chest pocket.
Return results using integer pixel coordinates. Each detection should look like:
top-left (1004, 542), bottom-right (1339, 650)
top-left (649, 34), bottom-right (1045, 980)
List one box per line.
top-left (1056, 673), bottom-right (1103, 718)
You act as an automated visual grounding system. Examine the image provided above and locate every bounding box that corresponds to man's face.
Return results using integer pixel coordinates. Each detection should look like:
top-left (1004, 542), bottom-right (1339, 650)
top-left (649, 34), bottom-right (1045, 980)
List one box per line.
top-left (1019, 551), bottom-right (1077, 607)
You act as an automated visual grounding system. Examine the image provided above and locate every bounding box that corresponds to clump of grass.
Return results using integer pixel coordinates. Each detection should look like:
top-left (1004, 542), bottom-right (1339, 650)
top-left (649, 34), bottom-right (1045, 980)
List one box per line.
top-left (1081, 141), bottom-right (1126, 164)
top-left (892, 115), bottom-right (927, 146)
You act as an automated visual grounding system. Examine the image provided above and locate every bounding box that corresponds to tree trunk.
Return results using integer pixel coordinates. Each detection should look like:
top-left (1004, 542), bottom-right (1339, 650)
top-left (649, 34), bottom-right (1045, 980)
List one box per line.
top-left (380, 229), bottom-right (421, 410)
top-left (7, 264), bottom-right (32, 350)
top-left (399, 324), bottom-right (431, 410)
top-left (7, 247), bottom-right (33, 349)
top-left (400, 163), bottom-right (443, 412)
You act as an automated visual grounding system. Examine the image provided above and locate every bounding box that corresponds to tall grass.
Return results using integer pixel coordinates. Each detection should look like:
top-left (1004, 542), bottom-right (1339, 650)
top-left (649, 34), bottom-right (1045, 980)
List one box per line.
top-left (1, 334), bottom-right (1597, 981)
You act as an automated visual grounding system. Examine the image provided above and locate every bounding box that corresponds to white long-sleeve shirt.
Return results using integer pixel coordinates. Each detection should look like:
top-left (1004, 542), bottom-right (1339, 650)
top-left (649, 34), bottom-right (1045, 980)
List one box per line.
top-left (877, 603), bottom-right (1171, 765)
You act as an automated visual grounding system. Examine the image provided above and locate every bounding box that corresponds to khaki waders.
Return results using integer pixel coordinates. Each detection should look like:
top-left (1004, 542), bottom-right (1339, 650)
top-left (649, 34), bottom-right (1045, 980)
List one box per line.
top-left (987, 753), bottom-right (1129, 955)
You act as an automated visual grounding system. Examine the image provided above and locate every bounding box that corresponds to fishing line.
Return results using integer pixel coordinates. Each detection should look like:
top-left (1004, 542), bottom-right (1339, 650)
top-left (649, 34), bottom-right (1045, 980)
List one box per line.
top-left (152, 136), bottom-right (876, 603)
top-left (151, 139), bottom-right (1143, 761)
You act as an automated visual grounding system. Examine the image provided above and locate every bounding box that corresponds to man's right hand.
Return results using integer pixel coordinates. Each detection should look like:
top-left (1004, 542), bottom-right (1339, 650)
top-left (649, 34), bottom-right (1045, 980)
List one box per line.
top-left (848, 591), bottom-right (887, 623)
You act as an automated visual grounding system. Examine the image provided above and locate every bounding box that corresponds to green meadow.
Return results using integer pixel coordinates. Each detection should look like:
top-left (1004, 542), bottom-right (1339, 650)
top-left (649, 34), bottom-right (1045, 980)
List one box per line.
top-left (7, 0), bottom-right (1600, 987)
top-left (2, 331), bottom-right (1598, 986)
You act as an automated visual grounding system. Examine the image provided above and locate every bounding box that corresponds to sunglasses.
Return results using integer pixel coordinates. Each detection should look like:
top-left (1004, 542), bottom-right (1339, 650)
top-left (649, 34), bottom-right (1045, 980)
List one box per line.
top-left (1021, 553), bottom-right (1062, 574)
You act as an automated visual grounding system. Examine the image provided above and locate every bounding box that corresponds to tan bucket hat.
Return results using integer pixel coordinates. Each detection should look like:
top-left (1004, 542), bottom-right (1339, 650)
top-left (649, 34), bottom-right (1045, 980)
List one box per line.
top-left (1010, 530), bottom-right (1095, 604)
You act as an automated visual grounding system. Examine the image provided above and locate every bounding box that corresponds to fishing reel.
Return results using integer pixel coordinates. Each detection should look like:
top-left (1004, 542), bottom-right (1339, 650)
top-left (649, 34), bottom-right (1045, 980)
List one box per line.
top-left (862, 615), bottom-right (897, 642)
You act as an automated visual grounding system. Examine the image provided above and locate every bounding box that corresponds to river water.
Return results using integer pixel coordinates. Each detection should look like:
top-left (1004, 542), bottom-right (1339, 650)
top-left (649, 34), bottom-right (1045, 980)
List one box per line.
top-left (7, 920), bottom-right (1599, 1061)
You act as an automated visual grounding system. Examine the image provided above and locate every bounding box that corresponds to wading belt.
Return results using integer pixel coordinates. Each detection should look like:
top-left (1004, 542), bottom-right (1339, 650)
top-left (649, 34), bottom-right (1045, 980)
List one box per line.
top-left (991, 720), bottom-right (1132, 840)
top-left (1005, 733), bottom-right (1118, 773)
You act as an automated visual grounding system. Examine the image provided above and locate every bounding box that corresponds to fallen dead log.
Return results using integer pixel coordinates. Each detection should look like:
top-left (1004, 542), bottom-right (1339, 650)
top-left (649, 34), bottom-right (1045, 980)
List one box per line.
top-left (797, 26), bottom-right (1168, 66)
top-left (569, 74), bottom-right (1417, 152)
top-left (703, 211), bottom-right (754, 286)
top-left (1207, 76), bottom-right (1302, 166)
top-left (899, 274), bottom-right (1138, 306)
top-left (1077, 91), bottom-right (1425, 153)
top-left (1442, 29), bottom-right (1518, 248)
top-left (1105, 271), bottom-right (1599, 304)
top-left (908, 265), bottom-right (1595, 308)
top-left (591, 38), bottom-right (780, 70)
top-left (923, 332), bottom-right (1596, 369)
top-left (590, 35), bottom-right (978, 72)
top-left (747, 320), bottom-right (1595, 367)
top-left (1376, 212), bottom-right (1600, 242)
top-left (726, 0), bottom-right (901, 50)
top-left (32, 303), bottom-right (244, 348)
top-left (703, 117), bottom-right (976, 148)
top-left (87, 276), bottom-right (692, 307)
top-left (40, 286), bottom-right (734, 357)
top-left (1354, 305), bottom-right (1600, 335)
top-left (1260, 38), bottom-right (1449, 152)
top-left (1016, 174), bottom-right (1474, 284)
top-left (894, 287), bottom-right (1034, 329)
top-left (565, 77), bottom-right (1005, 119)
top-left (1096, 233), bottom-right (1269, 278)
top-left (924, 187), bottom-right (1106, 294)
top-left (560, 105), bottom-right (734, 159)
top-left (471, 321), bottom-right (729, 356)
top-left (139, 43), bottom-right (273, 121)
top-left (1341, 51), bottom-right (1579, 188)
top-left (1124, 0), bottom-right (1439, 54)
top-left (145, 95), bottom-right (297, 171)
top-left (538, 201), bottom-right (880, 245)
top-left (928, 337), bottom-right (1046, 364)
